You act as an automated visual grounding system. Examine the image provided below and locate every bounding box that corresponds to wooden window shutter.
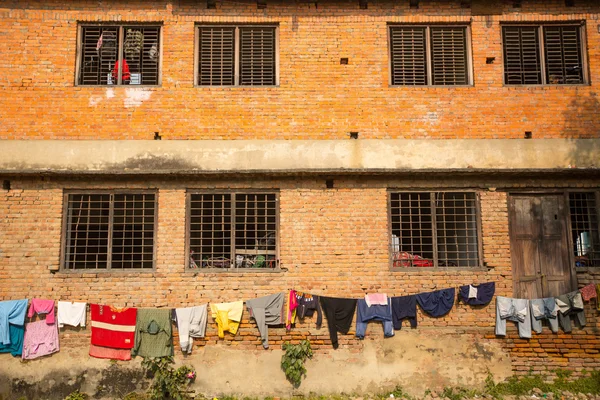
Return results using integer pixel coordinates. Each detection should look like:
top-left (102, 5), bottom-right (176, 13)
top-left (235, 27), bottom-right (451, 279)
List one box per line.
top-left (389, 27), bottom-right (427, 85)
top-left (199, 27), bottom-right (235, 86)
top-left (502, 26), bottom-right (542, 85)
top-left (239, 27), bottom-right (276, 86)
top-left (79, 26), bottom-right (119, 85)
top-left (544, 26), bottom-right (583, 84)
top-left (430, 27), bottom-right (468, 85)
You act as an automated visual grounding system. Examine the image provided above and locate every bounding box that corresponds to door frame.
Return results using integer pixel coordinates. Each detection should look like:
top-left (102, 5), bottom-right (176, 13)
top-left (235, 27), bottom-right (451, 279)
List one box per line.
top-left (507, 191), bottom-right (578, 298)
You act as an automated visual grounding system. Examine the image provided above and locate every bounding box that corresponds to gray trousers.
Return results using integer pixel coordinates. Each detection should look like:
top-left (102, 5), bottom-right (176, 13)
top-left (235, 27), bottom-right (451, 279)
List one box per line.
top-left (530, 298), bottom-right (558, 334)
top-left (495, 296), bottom-right (531, 339)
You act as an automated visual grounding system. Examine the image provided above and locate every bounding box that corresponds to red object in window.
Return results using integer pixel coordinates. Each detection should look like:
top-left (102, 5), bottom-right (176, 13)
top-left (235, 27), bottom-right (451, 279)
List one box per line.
top-left (393, 251), bottom-right (434, 267)
top-left (112, 60), bottom-right (131, 83)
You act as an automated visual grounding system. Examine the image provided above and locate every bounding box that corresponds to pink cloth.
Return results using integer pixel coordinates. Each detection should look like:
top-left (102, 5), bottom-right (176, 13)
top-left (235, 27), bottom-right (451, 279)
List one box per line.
top-left (365, 293), bottom-right (388, 307)
top-left (22, 319), bottom-right (59, 360)
top-left (580, 284), bottom-right (597, 302)
top-left (28, 298), bottom-right (55, 324)
top-left (89, 344), bottom-right (131, 361)
top-left (286, 290), bottom-right (298, 330)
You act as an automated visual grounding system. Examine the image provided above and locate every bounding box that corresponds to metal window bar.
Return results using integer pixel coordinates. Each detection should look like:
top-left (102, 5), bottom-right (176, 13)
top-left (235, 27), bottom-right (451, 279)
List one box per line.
top-left (502, 26), bottom-right (542, 84)
top-left (78, 25), bottom-right (160, 86)
top-left (64, 193), bottom-right (155, 270)
top-left (543, 26), bottom-right (583, 85)
top-left (199, 27), bottom-right (235, 86)
top-left (430, 27), bottom-right (468, 85)
top-left (568, 192), bottom-right (600, 267)
top-left (390, 192), bottom-right (479, 268)
top-left (389, 26), bottom-right (427, 85)
top-left (239, 27), bottom-right (276, 86)
top-left (188, 193), bottom-right (277, 269)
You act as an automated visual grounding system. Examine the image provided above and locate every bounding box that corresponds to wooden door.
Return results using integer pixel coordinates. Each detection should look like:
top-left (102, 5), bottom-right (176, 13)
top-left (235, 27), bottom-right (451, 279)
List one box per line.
top-left (509, 194), bottom-right (575, 298)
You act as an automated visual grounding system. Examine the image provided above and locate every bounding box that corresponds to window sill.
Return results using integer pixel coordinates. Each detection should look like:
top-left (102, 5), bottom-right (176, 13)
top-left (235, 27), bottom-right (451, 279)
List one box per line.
top-left (56, 268), bottom-right (156, 275)
top-left (502, 83), bottom-right (590, 88)
top-left (194, 85), bottom-right (280, 89)
top-left (186, 267), bottom-right (284, 273)
top-left (390, 266), bottom-right (489, 272)
top-left (388, 84), bottom-right (474, 88)
top-left (75, 85), bottom-right (161, 88)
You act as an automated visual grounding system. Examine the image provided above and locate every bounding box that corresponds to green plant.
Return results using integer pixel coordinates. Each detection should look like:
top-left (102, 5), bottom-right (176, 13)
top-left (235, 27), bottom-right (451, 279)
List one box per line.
top-left (64, 390), bottom-right (89, 400)
top-left (141, 356), bottom-right (196, 400)
top-left (281, 340), bottom-right (313, 388)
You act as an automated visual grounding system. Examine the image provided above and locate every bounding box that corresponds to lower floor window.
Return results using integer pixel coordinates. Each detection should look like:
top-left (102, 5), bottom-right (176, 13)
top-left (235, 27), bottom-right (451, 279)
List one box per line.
top-left (389, 191), bottom-right (481, 268)
top-left (569, 192), bottom-right (600, 267)
top-left (188, 192), bottom-right (278, 269)
top-left (62, 192), bottom-right (156, 270)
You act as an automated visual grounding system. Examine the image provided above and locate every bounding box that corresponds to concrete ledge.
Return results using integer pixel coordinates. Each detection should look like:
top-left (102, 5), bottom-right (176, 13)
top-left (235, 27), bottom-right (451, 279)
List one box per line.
top-left (0, 139), bottom-right (598, 175)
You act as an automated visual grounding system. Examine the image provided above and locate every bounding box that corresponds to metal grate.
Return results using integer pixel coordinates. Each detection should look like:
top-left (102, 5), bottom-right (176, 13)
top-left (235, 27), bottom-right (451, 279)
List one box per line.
top-left (64, 192), bottom-right (156, 270)
top-left (431, 27), bottom-right (468, 85)
top-left (390, 192), bottom-right (480, 268)
top-left (188, 193), bottom-right (278, 269)
top-left (240, 27), bottom-right (276, 86)
top-left (503, 26), bottom-right (541, 84)
top-left (503, 24), bottom-right (584, 85)
top-left (544, 26), bottom-right (583, 84)
top-left (390, 27), bottom-right (427, 85)
top-left (199, 27), bottom-right (235, 86)
top-left (197, 26), bottom-right (276, 86)
top-left (78, 25), bottom-right (160, 86)
top-left (568, 192), bottom-right (600, 267)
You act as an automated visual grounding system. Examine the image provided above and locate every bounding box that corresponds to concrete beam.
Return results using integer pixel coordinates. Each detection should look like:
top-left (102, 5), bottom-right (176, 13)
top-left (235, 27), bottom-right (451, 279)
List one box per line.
top-left (0, 139), bottom-right (598, 175)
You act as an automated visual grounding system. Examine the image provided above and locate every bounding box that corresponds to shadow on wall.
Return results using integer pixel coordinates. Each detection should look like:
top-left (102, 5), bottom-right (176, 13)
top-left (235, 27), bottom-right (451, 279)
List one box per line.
top-left (563, 90), bottom-right (600, 169)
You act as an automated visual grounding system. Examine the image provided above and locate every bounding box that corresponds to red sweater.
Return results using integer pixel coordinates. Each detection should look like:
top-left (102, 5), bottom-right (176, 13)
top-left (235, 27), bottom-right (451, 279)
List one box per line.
top-left (90, 304), bottom-right (137, 349)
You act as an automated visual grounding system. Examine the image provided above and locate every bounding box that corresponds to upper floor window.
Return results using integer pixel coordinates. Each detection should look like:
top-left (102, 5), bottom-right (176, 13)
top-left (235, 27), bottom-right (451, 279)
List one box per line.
top-left (389, 25), bottom-right (472, 86)
top-left (196, 25), bottom-right (278, 86)
top-left (502, 24), bottom-right (586, 85)
top-left (77, 24), bottom-right (161, 86)
top-left (569, 192), bottom-right (600, 267)
top-left (389, 191), bottom-right (481, 268)
top-left (187, 192), bottom-right (279, 269)
top-left (62, 191), bottom-right (157, 270)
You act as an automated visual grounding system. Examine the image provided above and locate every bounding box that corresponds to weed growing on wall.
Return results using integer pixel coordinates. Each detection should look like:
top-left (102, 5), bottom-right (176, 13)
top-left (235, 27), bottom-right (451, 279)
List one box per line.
top-left (281, 340), bottom-right (313, 388)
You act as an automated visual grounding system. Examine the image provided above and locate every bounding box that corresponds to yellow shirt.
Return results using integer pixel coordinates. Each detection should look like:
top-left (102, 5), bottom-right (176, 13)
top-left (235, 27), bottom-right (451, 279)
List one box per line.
top-left (210, 301), bottom-right (244, 338)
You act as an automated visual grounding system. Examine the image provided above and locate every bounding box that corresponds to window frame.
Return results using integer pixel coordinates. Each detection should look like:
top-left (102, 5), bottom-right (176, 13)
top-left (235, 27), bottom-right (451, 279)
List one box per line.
top-left (567, 190), bottom-right (600, 268)
top-left (388, 24), bottom-right (474, 87)
top-left (501, 22), bottom-right (589, 86)
top-left (75, 23), bottom-right (163, 87)
top-left (387, 189), bottom-right (484, 270)
top-left (194, 24), bottom-right (280, 87)
top-left (60, 189), bottom-right (158, 272)
top-left (185, 190), bottom-right (281, 271)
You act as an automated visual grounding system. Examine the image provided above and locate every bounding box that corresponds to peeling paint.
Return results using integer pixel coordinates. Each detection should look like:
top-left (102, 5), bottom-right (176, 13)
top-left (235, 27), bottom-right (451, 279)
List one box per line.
top-left (124, 88), bottom-right (152, 108)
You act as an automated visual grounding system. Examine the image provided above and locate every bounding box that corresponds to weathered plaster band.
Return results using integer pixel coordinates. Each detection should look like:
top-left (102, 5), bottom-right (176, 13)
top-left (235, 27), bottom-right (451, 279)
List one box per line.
top-left (0, 139), bottom-right (598, 175)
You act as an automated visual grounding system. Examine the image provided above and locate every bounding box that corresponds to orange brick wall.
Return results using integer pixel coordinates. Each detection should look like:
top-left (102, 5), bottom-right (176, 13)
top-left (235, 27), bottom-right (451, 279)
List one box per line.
top-left (1, 0), bottom-right (600, 140)
top-left (0, 175), bottom-right (599, 375)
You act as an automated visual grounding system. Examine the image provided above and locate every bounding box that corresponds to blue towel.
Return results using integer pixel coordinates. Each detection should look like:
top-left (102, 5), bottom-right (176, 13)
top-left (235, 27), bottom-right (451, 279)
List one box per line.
top-left (0, 299), bottom-right (28, 345)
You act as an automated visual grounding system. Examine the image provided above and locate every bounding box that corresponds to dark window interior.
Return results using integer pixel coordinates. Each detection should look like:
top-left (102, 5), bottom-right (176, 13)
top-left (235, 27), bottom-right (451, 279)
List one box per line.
top-left (569, 192), bottom-right (600, 267)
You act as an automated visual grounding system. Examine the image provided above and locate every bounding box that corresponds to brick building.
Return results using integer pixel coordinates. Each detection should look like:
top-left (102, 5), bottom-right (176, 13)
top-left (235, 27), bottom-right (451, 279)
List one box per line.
top-left (0, 0), bottom-right (599, 398)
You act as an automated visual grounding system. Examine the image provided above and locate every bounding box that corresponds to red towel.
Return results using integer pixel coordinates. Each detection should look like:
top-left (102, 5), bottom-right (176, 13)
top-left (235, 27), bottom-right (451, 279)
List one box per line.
top-left (90, 304), bottom-right (137, 349)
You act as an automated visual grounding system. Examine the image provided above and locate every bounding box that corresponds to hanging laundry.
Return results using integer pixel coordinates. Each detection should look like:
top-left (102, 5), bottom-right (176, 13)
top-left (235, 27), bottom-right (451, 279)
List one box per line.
top-left (57, 301), bottom-right (87, 328)
top-left (391, 295), bottom-right (417, 330)
top-left (111, 60), bottom-right (131, 83)
top-left (495, 296), bottom-right (531, 339)
top-left (364, 293), bottom-right (388, 307)
top-left (579, 283), bottom-right (597, 302)
top-left (555, 291), bottom-right (586, 333)
top-left (0, 299), bottom-right (28, 346)
top-left (319, 296), bottom-right (357, 349)
top-left (458, 282), bottom-right (495, 306)
top-left (174, 304), bottom-right (208, 354)
top-left (295, 292), bottom-right (322, 328)
top-left (0, 324), bottom-right (24, 357)
top-left (210, 301), bottom-right (244, 338)
top-left (89, 304), bottom-right (137, 361)
top-left (530, 298), bottom-right (558, 334)
top-left (597, 284), bottom-right (600, 311)
top-left (132, 308), bottom-right (173, 358)
top-left (355, 298), bottom-right (394, 339)
top-left (22, 319), bottom-right (59, 360)
top-left (246, 293), bottom-right (285, 349)
top-left (28, 298), bottom-right (56, 325)
top-left (416, 288), bottom-right (455, 317)
top-left (285, 290), bottom-right (298, 330)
